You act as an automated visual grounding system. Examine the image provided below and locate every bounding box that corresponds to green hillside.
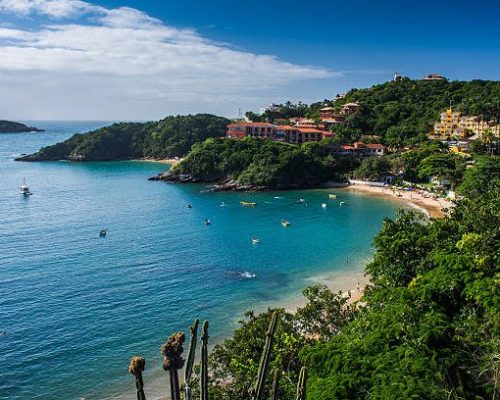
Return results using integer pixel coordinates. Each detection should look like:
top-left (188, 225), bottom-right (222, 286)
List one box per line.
top-left (17, 114), bottom-right (229, 161)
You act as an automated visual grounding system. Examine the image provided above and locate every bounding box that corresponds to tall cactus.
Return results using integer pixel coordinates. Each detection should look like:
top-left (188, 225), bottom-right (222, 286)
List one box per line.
top-left (200, 320), bottom-right (209, 400)
top-left (295, 367), bottom-right (307, 400)
top-left (269, 368), bottom-right (281, 400)
top-left (161, 332), bottom-right (185, 400)
top-left (252, 311), bottom-right (279, 400)
top-left (128, 356), bottom-right (146, 400)
top-left (184, 319), bottom-right (199, 400)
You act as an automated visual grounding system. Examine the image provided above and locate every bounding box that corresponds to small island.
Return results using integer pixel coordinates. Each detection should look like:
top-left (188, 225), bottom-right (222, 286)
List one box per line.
top-left (0, 120), bottom-right (44, 133)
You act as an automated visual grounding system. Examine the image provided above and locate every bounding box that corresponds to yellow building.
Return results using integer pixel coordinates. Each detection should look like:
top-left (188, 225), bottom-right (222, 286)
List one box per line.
top-left (432, 108), bottom-right (500, 140)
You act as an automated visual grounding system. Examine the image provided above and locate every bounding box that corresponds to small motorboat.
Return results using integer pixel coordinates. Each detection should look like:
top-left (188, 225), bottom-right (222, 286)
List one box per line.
top-left (281, 220), bottom-right (290, 228)
top-left (220, 202), bottom-right (226, 207)
top-left (20, 178), bottom-right (32, 195)
top-left (328, 194), bottom-right (337, 199)
top-left (240, 201), bottom-right (257, 207)
top-left (296, 198), bottom-right (305, 204)
top-left (339, 201), bottom-right (346, 206)
top-left (99, 229), bottom-right (107, 238)
top-left (186, 204), bottom-right (192, 209)
top-left (204, 219), bottom-right (211, 226)
top-left (321, 203), bottom-right (327, 208)
top-left (251, 237), bottom-right (260, 244)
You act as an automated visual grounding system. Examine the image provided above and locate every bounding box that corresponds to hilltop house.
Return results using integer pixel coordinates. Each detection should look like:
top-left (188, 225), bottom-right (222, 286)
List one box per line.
top-left (423, 73), bottom-right (447, 81)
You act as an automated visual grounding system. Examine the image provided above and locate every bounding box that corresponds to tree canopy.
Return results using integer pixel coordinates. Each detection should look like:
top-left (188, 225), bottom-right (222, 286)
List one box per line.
top-left (18, 114), bottom-right (230, 161)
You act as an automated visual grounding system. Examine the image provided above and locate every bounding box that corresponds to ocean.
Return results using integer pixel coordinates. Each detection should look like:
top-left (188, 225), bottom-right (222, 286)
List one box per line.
top-left (0, 122), bottom-right (402, 399)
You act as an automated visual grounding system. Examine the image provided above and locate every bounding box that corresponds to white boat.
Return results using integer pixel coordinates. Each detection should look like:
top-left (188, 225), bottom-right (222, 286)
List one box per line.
top-left (251, 237), bottom-right (260, 244)
top-left (321, 203), bottom-right (327, 208)
top-left (20, 178), bottom-right (31, 195)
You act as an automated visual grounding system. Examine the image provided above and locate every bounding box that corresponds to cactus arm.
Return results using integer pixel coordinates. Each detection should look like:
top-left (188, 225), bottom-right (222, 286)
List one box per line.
top-left (270, 368), bottom-right (281, 400)
top-left (184, 319), bottom-right (199, 385)
top-left (200, 320), bottom-right (209, 400)
top-left (295, 367), bottom-right (307, 400)
top-left (253, 311), bottom-right (279, 400)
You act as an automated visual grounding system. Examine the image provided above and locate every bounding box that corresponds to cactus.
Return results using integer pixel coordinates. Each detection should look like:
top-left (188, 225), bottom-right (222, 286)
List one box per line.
top-left (200, 320), bottom-right (209, 400)
top-left (161, 332), bottom-right (186, 400)
top-left (252, 311), bottom-right (279, 400)
top-left (184, 319), bottom-right (199, 400)
top-left (128, 356), bottom-right (146, 400)
top-left (269, 368), bottom-right (280, 400)
top-left (295, 367), bottom-right (307, 400)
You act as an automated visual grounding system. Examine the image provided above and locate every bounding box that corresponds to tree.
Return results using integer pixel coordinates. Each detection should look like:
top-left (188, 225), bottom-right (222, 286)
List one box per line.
top-left (354, 157), bottom-right (392, 181)
top-left (418, 153), bottom-right (465, 188)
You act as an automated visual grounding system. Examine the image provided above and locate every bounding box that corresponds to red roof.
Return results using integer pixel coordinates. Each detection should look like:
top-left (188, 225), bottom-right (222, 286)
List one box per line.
top-left (365, 143), bottom-right (385, 149)
top-left (276, 125), bottom-right (297, 130)
top-left (298, 128), bottom-right (325, 134)
top-left (227, 122), bottom-right (274, 128)
top-left (341, 145), bottom-right (355, 150)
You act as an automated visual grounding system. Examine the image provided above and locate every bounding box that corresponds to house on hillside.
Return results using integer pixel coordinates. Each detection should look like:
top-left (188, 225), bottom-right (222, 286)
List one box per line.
top-left (423, 73), bottom-right (447, 81)
top-left (340, 102), bottom-right (361, 115)
top-left (226, 122), bottom-right (331, 144)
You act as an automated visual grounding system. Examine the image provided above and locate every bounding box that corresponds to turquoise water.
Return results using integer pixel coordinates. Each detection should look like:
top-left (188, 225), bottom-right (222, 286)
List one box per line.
top-left (0, 122), bottom-right (402, 400)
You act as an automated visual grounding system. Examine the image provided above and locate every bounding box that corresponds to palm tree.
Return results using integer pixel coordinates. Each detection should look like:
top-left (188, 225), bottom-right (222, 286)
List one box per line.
top-left (482, 129), bottom-right (495, 154)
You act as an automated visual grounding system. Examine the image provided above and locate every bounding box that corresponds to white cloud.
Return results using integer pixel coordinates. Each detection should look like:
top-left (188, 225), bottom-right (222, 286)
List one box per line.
top-left (0, 0), bottom-right (337, 120)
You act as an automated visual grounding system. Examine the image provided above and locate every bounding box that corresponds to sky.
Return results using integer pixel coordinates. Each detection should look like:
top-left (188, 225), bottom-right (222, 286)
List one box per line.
top-left (0, 0), bottom-right (499, 121)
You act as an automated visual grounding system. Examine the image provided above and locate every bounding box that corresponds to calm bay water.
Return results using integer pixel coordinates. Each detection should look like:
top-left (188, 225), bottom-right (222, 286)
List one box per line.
top-left (0, 122), bottom-right (401, 400)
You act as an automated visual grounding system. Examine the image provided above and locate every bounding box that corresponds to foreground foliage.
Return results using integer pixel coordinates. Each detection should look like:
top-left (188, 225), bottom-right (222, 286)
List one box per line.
top-left (189, 155), bottom-right (499, 399)
top-left (304, 161), bottom-right (499, 399)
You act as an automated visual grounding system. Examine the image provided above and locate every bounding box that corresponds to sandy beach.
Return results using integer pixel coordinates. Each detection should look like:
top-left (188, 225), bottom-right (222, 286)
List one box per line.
top-left (342, 184), bottom-right (451, 218)
top-left (137, 157), bottom-right (183, 165)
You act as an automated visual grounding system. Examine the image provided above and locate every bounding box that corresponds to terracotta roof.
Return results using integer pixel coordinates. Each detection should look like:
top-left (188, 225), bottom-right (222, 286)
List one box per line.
top-left (341, 145), bottom-right (355, 150)
top-left (298, 128), bottom-right (325, 134)
top-left (276, 125), bottom-right (297, 130)
top-left (365, 143), bottom-right (385, 149)
top-left (228, 122), bottom-right (274, 128)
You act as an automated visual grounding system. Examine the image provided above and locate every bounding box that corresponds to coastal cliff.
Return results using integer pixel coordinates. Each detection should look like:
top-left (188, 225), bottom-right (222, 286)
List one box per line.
top-left (0, 120), bottom-right (43, 133)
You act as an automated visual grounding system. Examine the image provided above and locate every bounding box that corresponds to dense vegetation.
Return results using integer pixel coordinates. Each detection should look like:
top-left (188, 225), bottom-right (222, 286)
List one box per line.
top-left (18, 114), bottom-right (229, 161)
top-left (246, 79), bottom-right (500, 147)
top-left (332, 79), bottom-right (500, 145)
top-left (0, 120), bottom-right (43, 133)
top-left (188, 154), bottom-right (499, 399)
top-left (166, 138), bottom-right (359, 189)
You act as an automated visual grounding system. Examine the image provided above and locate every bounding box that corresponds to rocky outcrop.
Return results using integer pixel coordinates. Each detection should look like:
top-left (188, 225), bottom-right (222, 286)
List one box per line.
top-left (0, 120), bottom-right (44, 133)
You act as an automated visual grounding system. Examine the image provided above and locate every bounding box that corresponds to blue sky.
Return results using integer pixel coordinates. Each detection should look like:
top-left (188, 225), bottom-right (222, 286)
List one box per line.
top-left (0, 0), bottom-right (499, 120)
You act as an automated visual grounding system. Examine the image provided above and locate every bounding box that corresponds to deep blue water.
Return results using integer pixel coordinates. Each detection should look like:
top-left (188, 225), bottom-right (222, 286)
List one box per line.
top-left (0, 122), bottom-right (401, 400)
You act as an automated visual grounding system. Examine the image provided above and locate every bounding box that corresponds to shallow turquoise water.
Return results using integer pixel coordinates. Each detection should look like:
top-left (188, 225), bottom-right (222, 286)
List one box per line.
top-left (0, 122), bottom-right (402, 400)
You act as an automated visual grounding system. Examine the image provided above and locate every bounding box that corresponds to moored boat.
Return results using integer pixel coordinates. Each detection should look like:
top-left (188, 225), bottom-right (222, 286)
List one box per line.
top-left (281, 220), bottom-right (290, 227)
top-left (20, 178), bottom-right (31, 195)
top-left (328, 194), bottom-right (337, 199)
top-left (99, 228), bottom-right (107, 237)
top-left (240, 201), bottom-right (257, 206)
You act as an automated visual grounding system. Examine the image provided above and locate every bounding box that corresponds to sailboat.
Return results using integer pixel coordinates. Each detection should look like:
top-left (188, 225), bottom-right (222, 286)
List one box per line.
top-left (20, 178), bottom-right (31, 195)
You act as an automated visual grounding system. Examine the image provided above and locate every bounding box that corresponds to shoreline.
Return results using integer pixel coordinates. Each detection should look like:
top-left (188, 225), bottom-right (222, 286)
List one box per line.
top-left (137, 157), bottom-right (182, 165)
top-left (341, 184), bottom-right (450, 218)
